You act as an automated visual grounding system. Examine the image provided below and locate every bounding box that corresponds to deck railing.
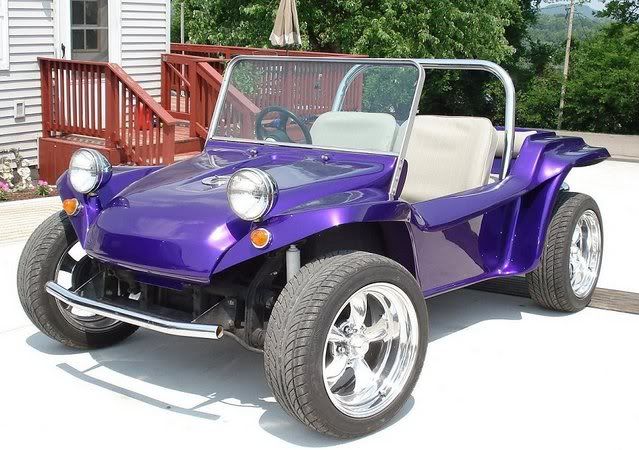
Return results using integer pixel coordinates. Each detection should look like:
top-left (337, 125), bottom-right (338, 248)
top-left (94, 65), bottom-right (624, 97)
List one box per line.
top-left (170, 43), bottom-right (364, 59)
top-left (39, 57), bottom-right (177, 166)
top-left (190, 62), bottom-right (225, 139)
top-left (39, 46), bottom-right (367, 175)
top-left (160, 53), bottom-right (226, 122)
top-left (162, 46), bottom-right (366, 139)
top-left (200, 63), bottom-right (262, 140)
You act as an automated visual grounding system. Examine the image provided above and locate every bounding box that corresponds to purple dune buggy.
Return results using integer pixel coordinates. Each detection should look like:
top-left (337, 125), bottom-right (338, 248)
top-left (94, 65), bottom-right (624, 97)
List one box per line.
top-left (18, 57), bottom-right (608, 438)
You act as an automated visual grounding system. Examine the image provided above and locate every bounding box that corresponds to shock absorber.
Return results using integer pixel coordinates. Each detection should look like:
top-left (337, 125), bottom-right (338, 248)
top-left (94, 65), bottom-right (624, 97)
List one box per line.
top-left (286, 244), bottom-right (301, 281)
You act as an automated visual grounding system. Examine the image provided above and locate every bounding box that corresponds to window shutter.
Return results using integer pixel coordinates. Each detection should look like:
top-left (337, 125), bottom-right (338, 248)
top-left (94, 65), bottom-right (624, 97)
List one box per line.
top-left (0, 0), bottom-right (8, 70)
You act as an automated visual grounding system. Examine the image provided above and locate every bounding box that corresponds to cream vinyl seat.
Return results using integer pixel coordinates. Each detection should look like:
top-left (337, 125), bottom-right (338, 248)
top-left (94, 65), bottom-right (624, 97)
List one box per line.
top-left (495, 129), bottom-right (537, 158)
top-left (487, 130), bottom-right (538, 183)
top-left (399, 115), bottom-right (499, 202)
top-left (310, 111), bottom-right (398, 153)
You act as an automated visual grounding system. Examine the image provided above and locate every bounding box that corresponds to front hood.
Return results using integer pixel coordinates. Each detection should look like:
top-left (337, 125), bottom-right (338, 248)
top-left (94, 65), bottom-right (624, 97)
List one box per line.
top-left (82, 141), bottom-right (396, 283)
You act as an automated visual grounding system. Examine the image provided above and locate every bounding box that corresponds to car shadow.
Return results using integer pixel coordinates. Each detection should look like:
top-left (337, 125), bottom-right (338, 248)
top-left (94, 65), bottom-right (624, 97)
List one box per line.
top-left (427, 288), bottom-right (567, 342)
top-left (26, 288), bottom-right (567, 446)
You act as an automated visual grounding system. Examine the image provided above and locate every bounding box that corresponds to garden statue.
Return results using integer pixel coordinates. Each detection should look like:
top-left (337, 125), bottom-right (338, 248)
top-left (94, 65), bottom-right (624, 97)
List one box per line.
top-left (0, 156), bottom-right (14, 189)
top-left (16, 159), bottom-right (32, 191)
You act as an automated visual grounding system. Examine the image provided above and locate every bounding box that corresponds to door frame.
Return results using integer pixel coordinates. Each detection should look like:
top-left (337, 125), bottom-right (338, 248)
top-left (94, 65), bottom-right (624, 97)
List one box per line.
top-left (53, 0), bottom-right (121, 63)
top-left (53, 0), bottom-right (70, 59)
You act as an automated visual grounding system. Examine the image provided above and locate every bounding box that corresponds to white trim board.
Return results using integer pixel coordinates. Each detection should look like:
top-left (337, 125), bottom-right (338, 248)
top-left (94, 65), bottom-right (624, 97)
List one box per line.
top-left (108, 0), bottom-right (121, 64)
top-left (53, 0), bottom-right (70, 59)
top-left (0, 0), bottom-right (9, 70)
top-left (166, 0), bottom-right (171, 52)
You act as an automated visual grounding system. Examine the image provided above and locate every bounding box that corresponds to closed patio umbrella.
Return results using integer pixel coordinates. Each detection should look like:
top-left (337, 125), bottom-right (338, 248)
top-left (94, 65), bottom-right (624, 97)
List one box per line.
top-left (269, 0), bottom-right (302, 46)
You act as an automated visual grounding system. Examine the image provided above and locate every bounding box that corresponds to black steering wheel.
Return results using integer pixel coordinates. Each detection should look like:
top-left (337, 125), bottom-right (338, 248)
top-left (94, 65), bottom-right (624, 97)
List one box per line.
top-left (255, 106), bottom-right (313, 145)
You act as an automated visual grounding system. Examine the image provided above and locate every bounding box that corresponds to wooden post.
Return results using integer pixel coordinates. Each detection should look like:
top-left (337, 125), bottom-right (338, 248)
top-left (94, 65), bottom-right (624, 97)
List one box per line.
top-left (160, 55), bottom-right (170, 112)
top-left (189, 60), bottom-right (200, 138)
top-left (163, 123), bottom-right (175, 164)
top-left (104, 70), bottom-right (119, 151)
top-left (557, 0), bottom-right (576, 130)
top-left (180, 1), bottom-right (185, 44)
top-left (282, 63), bottom-right (293, 109)
top-left (40, 59), bottom-right (52, 138)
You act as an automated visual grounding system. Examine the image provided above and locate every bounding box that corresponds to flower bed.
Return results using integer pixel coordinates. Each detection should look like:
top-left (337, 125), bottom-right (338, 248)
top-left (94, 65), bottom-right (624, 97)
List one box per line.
top-left (1, 149), bottom-right (58, 202)
top-left (0, 185), bottom-right (59, 202)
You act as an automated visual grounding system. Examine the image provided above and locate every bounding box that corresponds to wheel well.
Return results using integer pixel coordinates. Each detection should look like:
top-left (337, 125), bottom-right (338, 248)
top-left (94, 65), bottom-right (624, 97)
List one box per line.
top-left (206, 221), bottom-right (417, 350)
top-left (300, 222), bottom-right (416, 277)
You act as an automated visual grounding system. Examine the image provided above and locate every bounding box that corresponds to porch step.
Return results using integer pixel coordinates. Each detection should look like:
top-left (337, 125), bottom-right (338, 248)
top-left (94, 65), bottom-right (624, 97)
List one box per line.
top-left (39, 128), bottom-right (203, 183)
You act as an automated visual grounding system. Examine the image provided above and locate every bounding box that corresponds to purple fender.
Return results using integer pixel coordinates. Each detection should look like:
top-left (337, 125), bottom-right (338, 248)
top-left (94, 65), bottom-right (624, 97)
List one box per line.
top-left (406, 131), bottom-right (609, 296)
top-left (58, 141), bottom-right (401, 283)
top-left (57, 165), bottom-right (162, 245)
top-left (215, 131), bottom-right (609, 289)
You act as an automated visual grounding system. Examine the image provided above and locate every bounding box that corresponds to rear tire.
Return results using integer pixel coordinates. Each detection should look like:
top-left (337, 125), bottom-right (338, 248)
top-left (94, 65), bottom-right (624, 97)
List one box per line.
top-left (264, 251), bottom-right (428, 438)
top-left (527, 192), bottom-right (603, 312)
top-left (17, 211), bottom-right (138, 349)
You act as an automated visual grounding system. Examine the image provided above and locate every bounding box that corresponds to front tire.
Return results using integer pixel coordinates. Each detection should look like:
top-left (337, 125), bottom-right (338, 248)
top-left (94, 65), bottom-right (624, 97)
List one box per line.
top-left (17, 211), bottom-right (138, 349)
top-left (527, 191), bottom-right (603, 312)
top-left (264, 251), bottom-right (428, 438)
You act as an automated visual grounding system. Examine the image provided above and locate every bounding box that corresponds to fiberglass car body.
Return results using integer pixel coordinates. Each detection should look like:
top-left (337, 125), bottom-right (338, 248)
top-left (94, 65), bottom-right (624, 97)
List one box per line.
top-left (18, 56), bottom-right (608, 438)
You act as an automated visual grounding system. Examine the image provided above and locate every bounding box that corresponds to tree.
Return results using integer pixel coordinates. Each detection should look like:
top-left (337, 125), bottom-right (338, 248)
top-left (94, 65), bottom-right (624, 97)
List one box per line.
top-left (599, 0), bottom-right (639, 23)
top-left (518, 69), bottom-right (562, 129)
top-left (562, 24), bottom-right (639, 133)
top-left (182, 1), bottom-right (540, 119)
top-left (170, 2), bottom-right (182, 43)
top-left (182, 0), bottom-right (521, 62)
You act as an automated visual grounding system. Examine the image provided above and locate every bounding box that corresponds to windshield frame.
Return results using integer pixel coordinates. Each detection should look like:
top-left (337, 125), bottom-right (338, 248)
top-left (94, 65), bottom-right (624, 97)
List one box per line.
top-left (206, 56), bottom-right (517, 199)
top-left (206, 55), bottom-right (425, 156)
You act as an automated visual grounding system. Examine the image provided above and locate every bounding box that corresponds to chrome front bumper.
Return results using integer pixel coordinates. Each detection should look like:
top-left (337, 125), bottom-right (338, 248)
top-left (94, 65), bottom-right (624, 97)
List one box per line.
top-left (45, 281), bottom-right (223, 340)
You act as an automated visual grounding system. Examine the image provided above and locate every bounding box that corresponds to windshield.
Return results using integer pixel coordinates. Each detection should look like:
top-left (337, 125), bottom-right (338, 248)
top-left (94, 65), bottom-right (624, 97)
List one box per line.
top-left (210, 58), bottom-right (422, 154)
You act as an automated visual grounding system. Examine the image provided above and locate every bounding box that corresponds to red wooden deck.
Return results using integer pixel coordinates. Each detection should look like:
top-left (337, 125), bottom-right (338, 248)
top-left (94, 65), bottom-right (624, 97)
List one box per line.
top-left (38, 124), bottom-right (200, 182)
top-left (38, 44), bottom-right (365, 183)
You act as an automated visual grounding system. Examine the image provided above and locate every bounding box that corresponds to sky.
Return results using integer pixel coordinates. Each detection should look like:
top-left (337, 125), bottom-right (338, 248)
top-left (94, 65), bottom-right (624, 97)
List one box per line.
top-left (541, 0), bottom-right (605, 10)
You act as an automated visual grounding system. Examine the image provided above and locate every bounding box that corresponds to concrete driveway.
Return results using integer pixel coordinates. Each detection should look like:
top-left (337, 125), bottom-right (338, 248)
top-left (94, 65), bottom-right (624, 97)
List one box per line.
top-left (0, 160), bottom-right (638, 449)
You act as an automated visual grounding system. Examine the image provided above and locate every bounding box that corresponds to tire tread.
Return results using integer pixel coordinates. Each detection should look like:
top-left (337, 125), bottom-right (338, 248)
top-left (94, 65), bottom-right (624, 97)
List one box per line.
top-left (264, 251), bottom-right (424, 438)
top-left (526, 191), bottom-right (602, 312)
top-left (16, 211), bottom-right (136, 349)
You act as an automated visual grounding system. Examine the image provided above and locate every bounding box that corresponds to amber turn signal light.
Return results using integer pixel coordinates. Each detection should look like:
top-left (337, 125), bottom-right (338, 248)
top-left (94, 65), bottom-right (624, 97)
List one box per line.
top-left (62, 198), bottom-right (81, 216)
top-left (250, 228), bottom-right (272, 249)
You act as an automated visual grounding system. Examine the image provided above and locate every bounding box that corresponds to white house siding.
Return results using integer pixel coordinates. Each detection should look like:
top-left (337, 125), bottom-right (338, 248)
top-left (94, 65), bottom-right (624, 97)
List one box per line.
top-left (119, 0), bottom-right (170, 99)
top-left (0, 0), bottom-right (55, 164)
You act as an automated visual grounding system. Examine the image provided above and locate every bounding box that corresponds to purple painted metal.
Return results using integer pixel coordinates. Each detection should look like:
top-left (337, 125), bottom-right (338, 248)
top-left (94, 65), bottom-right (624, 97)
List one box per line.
top-left (59, 140), bottom-right (398, 283)
top-left (57, 130), bottom-right (609, 296)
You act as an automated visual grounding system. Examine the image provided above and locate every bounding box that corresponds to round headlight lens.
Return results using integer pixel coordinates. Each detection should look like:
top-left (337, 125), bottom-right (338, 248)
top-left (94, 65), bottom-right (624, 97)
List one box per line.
top-left (69, 148), bottom-right (111, 194)
top-left (227, 168), bottom-right (277, 221)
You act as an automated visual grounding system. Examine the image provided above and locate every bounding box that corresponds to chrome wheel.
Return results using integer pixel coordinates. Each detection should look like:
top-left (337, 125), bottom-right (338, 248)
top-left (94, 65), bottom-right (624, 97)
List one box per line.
top-left (322, 282), bottom-right (419, 418)
top-left (54, 241), bottom-right (120, 331)
top-left (569, 210), bottom-right (602, 298)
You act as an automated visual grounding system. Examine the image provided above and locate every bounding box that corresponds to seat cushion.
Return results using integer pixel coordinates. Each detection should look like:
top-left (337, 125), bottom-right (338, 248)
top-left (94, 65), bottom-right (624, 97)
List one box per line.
top-left (495, 130), bottom-right (537, 158)
top-left (401, 115), bottom-right (498, 202)
top-left (310, 111), bottom-right (398, 153)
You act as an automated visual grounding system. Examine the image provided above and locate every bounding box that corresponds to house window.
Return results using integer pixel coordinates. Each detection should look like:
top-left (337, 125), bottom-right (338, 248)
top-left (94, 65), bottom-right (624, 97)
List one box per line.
top-left (71, 0), bottom-right (108, 61)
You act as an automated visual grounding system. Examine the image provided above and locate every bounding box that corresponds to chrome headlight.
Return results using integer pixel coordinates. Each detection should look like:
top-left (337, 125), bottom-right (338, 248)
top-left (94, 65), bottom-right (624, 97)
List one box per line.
top-left (227, 168), bottom-right (277, 221)
top-left (68, 148), bottom-right (112, 194)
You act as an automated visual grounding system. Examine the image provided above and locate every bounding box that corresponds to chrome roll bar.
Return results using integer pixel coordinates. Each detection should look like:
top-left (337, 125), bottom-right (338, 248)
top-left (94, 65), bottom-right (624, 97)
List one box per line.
top-left (210, 56), bottom-right (516, 183)
top-left (332, 59), bottom-right (516, 180)
top-left (415, 59), bottom-right (516, 180)
top-left (331, 64), bottom-right (369, 112)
